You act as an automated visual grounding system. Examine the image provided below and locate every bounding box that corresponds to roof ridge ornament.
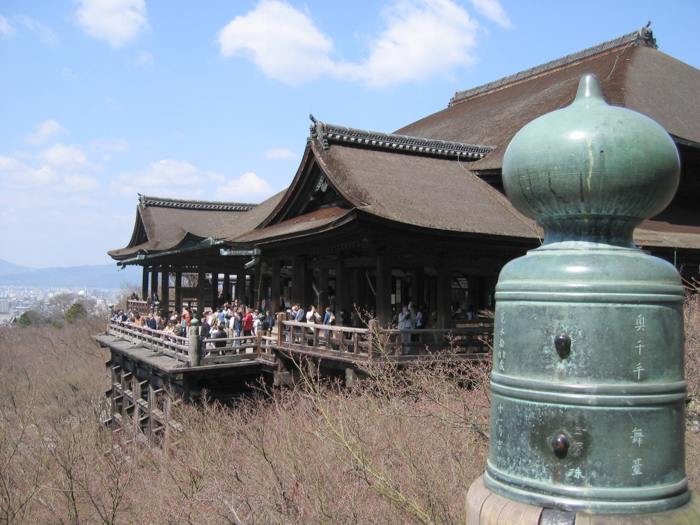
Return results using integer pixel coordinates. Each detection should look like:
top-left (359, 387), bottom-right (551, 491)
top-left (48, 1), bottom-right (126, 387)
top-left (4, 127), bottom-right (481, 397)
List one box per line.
top-left (309, 119), bottom-right (493, 160)
top-left (450, 25), bottom-right (658, 107)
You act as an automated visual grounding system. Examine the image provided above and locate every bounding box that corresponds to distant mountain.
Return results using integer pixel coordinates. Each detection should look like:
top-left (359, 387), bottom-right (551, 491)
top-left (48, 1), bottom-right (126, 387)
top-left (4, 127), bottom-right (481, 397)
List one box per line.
top-left (0, 262), bottom-right (142, 289)
top-left (0, 258), bottom-right (31, 275)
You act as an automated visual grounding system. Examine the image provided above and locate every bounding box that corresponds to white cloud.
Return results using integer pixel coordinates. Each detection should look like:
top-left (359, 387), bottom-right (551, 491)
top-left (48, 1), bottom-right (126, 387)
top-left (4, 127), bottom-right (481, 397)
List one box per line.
top-left (218, 0), bottom-right (482, 88)
top-left (26, 119), bottom-right (66, 145)
top-left (0, 143), bottom-right (100, 198)
top-left (40, 144), bottom-right (91, 171)
top-left (349, 0), bottom-right (480, 87)
top-left (76, 0), bottom-right (148, 48)
top-left (17, 16), bottom-right (59, 46)
top-left (265, 147), bottom-right (297, 160)
top-left (470, 0), bottom-right (512, 28)
top-left (135, 50), bottom-right (153, 66)
top-left (0, 15), bottom-right (14, 36)
top-left (218, 172), bottom-right (272, 199)
top-left (0, 155), bottom-right (59, 187)
top-left (114, 159), bottom-right (273, 200)
top-left (0, 140), bottom-right (101, 194)
top-left (218, 0), bottom-right (334, 85)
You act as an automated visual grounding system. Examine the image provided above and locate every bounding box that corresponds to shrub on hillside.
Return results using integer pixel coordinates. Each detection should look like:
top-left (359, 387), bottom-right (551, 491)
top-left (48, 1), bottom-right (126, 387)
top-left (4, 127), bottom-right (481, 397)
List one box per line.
top-left (17, 309), bottom-right (44, 327)
top-left (65, 302), bottom-right (87, 324)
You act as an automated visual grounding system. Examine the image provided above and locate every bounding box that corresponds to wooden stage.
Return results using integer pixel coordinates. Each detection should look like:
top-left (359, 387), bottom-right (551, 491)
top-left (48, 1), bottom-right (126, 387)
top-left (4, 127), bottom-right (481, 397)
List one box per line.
top-left (94, 316), bottom-right (492, 442)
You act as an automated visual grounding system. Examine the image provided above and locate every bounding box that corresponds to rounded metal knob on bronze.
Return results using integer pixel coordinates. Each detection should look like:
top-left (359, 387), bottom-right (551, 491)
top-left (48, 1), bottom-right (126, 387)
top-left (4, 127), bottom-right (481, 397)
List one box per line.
top-left (551, 433), bottom-right (570, 459)
top-left (554, 333), bottom-right (571, 359)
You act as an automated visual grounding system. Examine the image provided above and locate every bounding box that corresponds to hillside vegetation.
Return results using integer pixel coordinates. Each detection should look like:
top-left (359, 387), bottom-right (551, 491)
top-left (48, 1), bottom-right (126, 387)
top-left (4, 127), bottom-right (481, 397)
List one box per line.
top-left (0, 299), bottom-right (699, 524)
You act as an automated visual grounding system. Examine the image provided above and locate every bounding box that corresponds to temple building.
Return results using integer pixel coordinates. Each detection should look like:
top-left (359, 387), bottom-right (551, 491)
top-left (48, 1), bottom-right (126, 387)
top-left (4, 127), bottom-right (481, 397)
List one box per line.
top-left (109, 27), bottom-right (700, 327)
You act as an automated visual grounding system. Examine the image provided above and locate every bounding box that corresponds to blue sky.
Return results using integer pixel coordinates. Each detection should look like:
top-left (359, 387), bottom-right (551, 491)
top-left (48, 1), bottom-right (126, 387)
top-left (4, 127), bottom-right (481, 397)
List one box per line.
top-left (1, 0), bottom-right (699, 267)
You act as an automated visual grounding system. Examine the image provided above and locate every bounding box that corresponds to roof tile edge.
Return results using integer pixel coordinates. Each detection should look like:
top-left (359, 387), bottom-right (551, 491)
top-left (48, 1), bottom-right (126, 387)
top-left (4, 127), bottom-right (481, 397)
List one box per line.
top-left (138, 194), bottom-right (257, 212)
top-left (449, 25), bottom-right (657, 107)
top-left (308, 117), bottom-right (494, 160)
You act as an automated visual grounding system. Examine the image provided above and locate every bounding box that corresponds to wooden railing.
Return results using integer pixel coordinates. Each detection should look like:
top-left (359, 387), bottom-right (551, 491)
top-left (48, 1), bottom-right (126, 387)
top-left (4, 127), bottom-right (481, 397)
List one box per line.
top-left (109, 321), bottom-right (191, 364)
top-left (106, 317), bottom-right (493, 367)
top-left (372, 325), bottom-right (492, 356)
top-left (278, 319), bottom-right (492, 358)
top-left (279, 320), bottom-right (374, 356)
top-left (200, 333), bottom-right (260, 365)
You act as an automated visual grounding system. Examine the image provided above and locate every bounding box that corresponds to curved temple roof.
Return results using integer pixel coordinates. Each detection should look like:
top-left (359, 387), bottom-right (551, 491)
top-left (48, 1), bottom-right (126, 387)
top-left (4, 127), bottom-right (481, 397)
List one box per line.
top-left (398, 26), bottom-right (700, 171)
top-left (108, 194), bottom-right (260, 261)
top-left (109, 27), bottom-right (700, 262)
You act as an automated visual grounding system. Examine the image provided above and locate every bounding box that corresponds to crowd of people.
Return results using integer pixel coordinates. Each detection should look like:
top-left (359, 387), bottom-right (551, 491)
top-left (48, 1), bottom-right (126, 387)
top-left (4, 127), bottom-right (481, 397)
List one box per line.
top-left (111, 300), bottom-right (278, 349)
top-left (112, 293), bottom-right (465, 350)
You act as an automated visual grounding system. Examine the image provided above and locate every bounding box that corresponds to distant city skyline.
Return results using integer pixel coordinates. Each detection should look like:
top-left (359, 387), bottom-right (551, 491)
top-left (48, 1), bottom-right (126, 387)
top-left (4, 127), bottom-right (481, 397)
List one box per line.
top-left (2, 0), bottom-right (699, 267)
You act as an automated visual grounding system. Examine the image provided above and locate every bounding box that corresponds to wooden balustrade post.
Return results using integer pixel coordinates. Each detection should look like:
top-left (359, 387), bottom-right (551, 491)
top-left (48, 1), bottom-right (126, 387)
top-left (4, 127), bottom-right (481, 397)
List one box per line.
top-left (368, 319), bottom-right (377, 358)
top-left (256, 330), bottom-right (262, 356)
top-left (276, 312), bottom-right (285, 346)
top-left (188, 320), bottom-right (201, 366)
top-left (310, 322), bottom-right (318, 347)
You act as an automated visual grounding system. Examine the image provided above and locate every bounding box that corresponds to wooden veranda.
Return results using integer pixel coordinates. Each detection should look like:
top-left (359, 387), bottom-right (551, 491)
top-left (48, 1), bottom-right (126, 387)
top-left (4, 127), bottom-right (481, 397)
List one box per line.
top-left (95, 315), bottom-right (492, 442)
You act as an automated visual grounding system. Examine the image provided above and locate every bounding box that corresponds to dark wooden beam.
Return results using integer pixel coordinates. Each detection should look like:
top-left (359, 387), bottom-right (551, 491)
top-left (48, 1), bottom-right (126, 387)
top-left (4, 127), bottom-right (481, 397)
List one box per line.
top-left (316, 266), bottom-right (328, 313)
top-left (174, 271), bottom-right (183, 314)
top-left (436, 254), bottom-right (452, 329)
top-left (335, 256), bottom-right (349, 323)
top-left (150, 268), bottom-right (158, 302)
top-left (160, 266), bottom-right (170, 315)
top-left (222, 273), bottom-right (231, 303)
top-left (234, 262), bottom-right (245, 303)
top-left (211, 271), bottom-right (219, 309)
top-left (197, 270), bottom-right (206, 316)
top-left (375, 255), bottom-right (392, 326)
top-left (141, 266), bottom-right (149, 301)
top-left (291, 255), bottom-right (307, 306)
top-left (270, 258), bottom-right (281, 313)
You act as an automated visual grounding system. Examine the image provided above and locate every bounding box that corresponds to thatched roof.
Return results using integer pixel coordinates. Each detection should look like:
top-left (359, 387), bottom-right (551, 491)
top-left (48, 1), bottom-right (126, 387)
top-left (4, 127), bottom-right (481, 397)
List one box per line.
top-left (108, 195), bottom-right (257, 260)
top-left (397, 27), bottom-right (700, 171)
top-left (109, 27), bottom-right (700, 260)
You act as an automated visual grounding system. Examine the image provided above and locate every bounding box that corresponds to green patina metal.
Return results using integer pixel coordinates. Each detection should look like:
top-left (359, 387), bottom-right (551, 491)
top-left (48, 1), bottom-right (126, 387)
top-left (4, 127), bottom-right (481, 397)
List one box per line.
top-left (484, 74), bottom-right (688, 514)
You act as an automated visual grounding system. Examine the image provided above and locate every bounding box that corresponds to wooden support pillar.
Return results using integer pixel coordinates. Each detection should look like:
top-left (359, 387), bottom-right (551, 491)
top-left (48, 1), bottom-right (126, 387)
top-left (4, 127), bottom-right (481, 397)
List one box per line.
top-left (292, 255), bottom-right (307, 306)
top-left (160, 266), bottom-right (170, 314)
top-left (211, 271), bottom-right (219, 309)
top-left (244, 271), bottom-right (252, 305)
top-left (141, 266), bottom-right (149, 300)
top-left (197, 269), bottom-right (206, 316)
top-left (223, 273), bottom-right (231, 303)
top-left (174, 271), bottom-right (182, 313)
top-left (350, 268), bottom-right (360, 308)
top-left (317, 266), bottom-right (328, 313)
top-left (375, 255), bottom-right (392, 326)
top-left (234, 262), bottom-right (245, 303)
top-left (335, 257), bottom-right (349, 324)
top-left (150, 267), bottom-right (158, 302)
top-left (253, 263), bottom-right (262, 307)
top-left (415, 269), bottom-right (425, 307)
top-left (437, 255), bottom-right (452, 329)
top-left (270, 258), bottom-right (281, 312)
top-left (429, 274), bottom-right (437, 324)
